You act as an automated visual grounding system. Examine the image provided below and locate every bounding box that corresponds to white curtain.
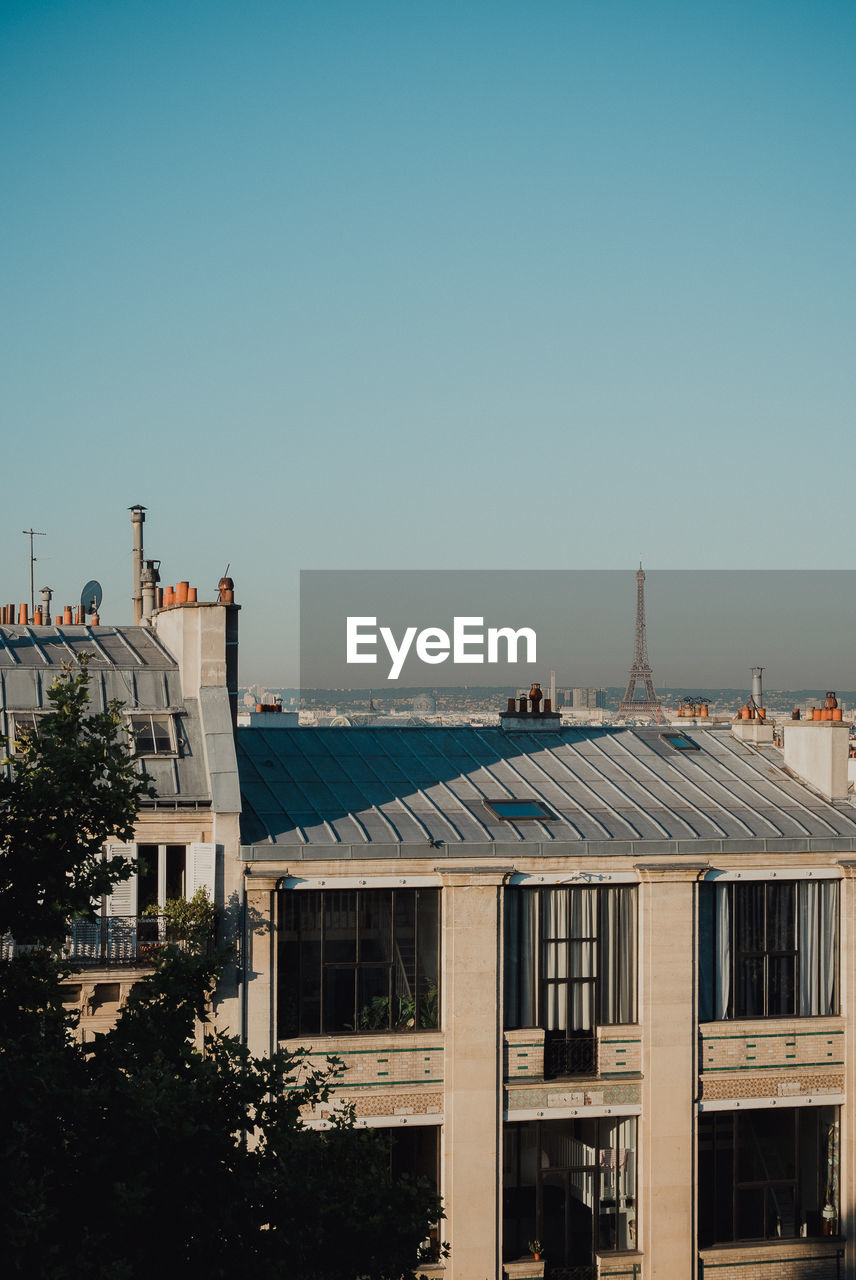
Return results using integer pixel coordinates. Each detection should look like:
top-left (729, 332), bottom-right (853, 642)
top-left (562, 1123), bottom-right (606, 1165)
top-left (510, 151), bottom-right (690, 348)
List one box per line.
top-left (798, 881), bottom-right (837, 1016)
top-left (601, 887), bottom-right (636, 1024)
top-left (715, 884), bottom-right (731, 1020)
top-left (544, 890), bottom-right (571, 1030)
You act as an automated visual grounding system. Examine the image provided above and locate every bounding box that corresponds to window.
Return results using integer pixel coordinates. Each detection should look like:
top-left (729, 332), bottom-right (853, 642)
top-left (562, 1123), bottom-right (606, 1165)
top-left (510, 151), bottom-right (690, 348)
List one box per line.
top-left (486, 799), bottom-right (556, 821)
top-left (503, 1117), bottom-right (637, 1265)
top-left (699, 1106), bottom-right (839, 1245)
top-left (7, 710), bottom-right (47, 751)
top-left (278, 888), bottom-right (440, 1038)
top-left (660, 732), bottom-right (700, 751)
top-left (505, 887), bottom-right (637, 1076)
top-left (700, 880), bottom-right (838, 1020)
top-left (127, 713), bottom-right (176, 756)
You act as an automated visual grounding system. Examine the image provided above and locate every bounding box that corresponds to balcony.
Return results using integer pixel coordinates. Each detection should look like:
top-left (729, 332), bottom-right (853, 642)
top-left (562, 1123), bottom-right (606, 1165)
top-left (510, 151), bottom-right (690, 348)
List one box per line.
top-left (1, 916), bottom-right (213, 968)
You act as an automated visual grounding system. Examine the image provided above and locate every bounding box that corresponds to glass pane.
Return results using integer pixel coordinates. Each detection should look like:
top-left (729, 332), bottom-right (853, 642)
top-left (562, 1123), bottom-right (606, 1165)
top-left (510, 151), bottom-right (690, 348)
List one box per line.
top-left (416, 890), bottom-right (440, 1029)
top-left (323, 966), bottom-right (356, 1033)
top-left (356, 966), bottom-right (391, 1030)
top-left (736, 884), bottom-right (764, 952)
top-left (299, 940), bottom-right (321, 1033)
top-left (768, 954), bottom-right (796, 1016)
top-left (278, 938), bottom-right (300, 1037)
top-left (151, 716), bottom-right (172, 752)
top-left (165, 845), bottom-right (185, 900)
top-left (767, 883), bottom-right (795, 951)
top-left (735, 956), bottom-right (765, 1018)
top-left (359, 889), bottom-right (392, 961)
top-left (325, 890), bottom-right (356, 962)
top-left (738, 1109), bottom-right (796, 1183)
top-left (736, 1186), bottom-right (765, 1239)
top-left (136, 844), bottom-right (158, 914)
top-left (132, 717), bottom-right (155, 754)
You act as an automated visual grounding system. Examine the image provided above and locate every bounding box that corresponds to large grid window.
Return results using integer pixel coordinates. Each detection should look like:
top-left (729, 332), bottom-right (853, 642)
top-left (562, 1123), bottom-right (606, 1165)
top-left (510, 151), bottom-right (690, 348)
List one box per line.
top-left (503, 1117), bottom-right (637, 1265)
top-left (700, 880), bottom-right (838, 1021)
top-left (505, 888), bottom-right (636, 1022)
top-left (278, 888), bottom-right (440, 1038)
top-left (699, 1106), bottom-right (839, 1245)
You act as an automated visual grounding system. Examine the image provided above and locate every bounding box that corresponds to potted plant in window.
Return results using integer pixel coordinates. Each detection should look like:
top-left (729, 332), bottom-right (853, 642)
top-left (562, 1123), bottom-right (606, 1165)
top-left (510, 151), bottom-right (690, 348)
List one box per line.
top-left (528, 1239), bottom-right (544, 1261)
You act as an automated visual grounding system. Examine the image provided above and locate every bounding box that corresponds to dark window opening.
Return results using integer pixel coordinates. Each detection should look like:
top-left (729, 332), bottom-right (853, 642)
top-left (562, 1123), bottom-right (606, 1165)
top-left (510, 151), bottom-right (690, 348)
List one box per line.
top-left (503, 1117), bottom-right (637, 1267)
top-left (699, 880), bottom-right (838, 1021)
top-left (698, 1107), bottom-right (839, 1245)
top-left (278, 888), bottom-right (440, 1038)
top-left (128, 714), bottom-right (176, 756)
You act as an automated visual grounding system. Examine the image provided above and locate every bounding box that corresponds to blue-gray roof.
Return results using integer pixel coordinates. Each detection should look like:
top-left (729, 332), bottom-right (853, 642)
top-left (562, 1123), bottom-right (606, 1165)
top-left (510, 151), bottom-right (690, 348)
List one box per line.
top-left (237, 725), bottom-right (856, 856)
top-left (0, 624), bottom-right (211, 805)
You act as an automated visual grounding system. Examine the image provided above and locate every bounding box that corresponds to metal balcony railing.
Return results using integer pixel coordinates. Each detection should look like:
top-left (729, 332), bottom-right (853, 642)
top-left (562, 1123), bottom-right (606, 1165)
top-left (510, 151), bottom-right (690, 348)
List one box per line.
top-left (543, 1032), bottom-right (597, 1079)
top-left (1, 917), bottom-right (213, 967)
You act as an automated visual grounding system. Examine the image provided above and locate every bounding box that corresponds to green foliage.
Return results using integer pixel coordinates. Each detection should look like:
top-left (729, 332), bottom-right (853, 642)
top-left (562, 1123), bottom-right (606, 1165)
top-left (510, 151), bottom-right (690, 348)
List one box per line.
top-left (142, 886), bottom-right (216, 950)
top-left (0, 662), bottom-right (446, 1279)
top-left (0, 658), bottom-right (153, 945)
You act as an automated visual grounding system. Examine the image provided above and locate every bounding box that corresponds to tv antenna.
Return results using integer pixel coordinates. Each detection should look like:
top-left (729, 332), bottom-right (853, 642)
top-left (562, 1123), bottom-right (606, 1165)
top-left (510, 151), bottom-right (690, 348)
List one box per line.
top-left (22, 528), bottom-right (46, 617)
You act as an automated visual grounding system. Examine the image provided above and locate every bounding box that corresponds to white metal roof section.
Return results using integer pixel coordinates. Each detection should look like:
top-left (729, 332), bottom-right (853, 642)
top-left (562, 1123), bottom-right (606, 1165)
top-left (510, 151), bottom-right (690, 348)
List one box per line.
top-left (237, 725), bottom-right (856, 858)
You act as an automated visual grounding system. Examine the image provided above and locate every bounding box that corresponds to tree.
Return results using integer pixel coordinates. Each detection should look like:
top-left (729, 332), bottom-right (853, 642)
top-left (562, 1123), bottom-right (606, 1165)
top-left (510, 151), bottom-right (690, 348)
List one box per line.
top-left (0, 663), bottom-right (444, 1279)
top-left (0, 657), bottom-right (152, 944)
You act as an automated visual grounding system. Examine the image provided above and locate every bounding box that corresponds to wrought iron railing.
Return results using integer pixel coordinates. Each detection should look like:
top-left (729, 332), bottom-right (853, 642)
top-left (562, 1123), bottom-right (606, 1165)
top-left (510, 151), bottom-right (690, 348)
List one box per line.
top-left (544, 1033), bottom-right (597, 1079)
top-left (1, 916), bottom-right (212, 967)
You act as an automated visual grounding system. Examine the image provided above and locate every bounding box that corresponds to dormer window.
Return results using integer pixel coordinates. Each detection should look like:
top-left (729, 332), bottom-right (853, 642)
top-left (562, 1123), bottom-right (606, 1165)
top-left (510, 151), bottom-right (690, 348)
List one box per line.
top-left (127, 713), bottom-right (177, 757)
top-left (6, 710), bottom-right (48, 752)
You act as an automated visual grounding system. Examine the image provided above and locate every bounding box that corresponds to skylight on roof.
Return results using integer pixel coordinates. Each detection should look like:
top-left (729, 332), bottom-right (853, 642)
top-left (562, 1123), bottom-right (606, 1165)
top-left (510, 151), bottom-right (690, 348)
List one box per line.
top-left (484, 799), bottom-right (555, 821)
top-left (661, 732), bottom-right (701, 752)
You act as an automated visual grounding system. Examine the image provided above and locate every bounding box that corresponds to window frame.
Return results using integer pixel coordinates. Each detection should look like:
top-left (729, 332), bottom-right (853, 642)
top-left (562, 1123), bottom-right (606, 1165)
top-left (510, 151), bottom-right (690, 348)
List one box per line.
top-left (700, 879), bottom-right (839, 1022)
top-left (278, 887), bottom-right (441, 1039)
top-left (126, 712), bottom-right (179, 757)
top-left (698, 1105), bottom-right (840, 1246)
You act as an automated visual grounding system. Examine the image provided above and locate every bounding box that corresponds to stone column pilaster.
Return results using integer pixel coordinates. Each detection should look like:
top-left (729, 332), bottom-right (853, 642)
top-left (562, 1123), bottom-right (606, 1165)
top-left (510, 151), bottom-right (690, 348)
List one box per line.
top-left (437, 865), bottom-right (514, 1280)
top-left (243, 871), bottom-right (280, 1059)
top-left (635, 860), bottom-right (709, 1280)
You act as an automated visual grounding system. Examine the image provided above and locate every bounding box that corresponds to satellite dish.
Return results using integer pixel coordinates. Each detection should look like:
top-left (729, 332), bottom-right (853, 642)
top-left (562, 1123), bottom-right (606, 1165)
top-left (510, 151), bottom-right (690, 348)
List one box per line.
top-left (80, 580), bottom-right (103, 615)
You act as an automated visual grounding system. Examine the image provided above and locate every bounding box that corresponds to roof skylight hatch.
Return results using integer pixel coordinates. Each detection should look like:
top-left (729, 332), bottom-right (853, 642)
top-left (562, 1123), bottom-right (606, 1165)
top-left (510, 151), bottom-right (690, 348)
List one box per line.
top-left (661, 732), bottom-right (701, 752)
top-left (484, 798), bottom-right (556, 821)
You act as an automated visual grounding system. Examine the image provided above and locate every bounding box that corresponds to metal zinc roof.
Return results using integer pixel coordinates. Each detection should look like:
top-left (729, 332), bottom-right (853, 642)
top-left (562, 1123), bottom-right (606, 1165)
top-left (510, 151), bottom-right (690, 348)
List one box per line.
top-left (237, 725), bottom-right (856, 853)
top-left (0, 625), bottom-right (210, 804)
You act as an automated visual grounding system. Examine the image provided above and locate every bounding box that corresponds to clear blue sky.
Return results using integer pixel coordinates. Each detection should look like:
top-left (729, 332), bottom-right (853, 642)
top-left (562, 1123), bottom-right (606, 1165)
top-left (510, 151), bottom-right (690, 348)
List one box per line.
top-left (2, 1), bottom-right (853, 683)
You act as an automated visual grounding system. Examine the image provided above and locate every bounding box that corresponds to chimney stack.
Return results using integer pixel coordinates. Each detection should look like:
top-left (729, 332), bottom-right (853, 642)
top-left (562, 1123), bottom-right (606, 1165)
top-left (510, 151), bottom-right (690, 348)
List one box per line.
top-left (130, 504), bottom-right (146, 624)
top-left (141, 559), bottom-right (161, 625)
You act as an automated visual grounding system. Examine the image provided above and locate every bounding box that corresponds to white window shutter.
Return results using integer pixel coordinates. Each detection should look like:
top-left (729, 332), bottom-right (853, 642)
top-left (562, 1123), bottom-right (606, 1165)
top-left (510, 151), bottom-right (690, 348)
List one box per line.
top-left (106, 844), bottom-right (138, 916)
top-left (188, 843), bottom-right (216, 899)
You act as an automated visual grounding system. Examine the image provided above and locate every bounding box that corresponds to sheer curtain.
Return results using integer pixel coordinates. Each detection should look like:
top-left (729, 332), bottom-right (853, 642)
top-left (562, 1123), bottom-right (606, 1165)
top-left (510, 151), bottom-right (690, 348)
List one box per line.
top-left (714, 884), bottom-right (731, 1020)
top-left (600, 887), bottom-right (637, 1025)
top-left (798, 881), bottom-right (837, 1016)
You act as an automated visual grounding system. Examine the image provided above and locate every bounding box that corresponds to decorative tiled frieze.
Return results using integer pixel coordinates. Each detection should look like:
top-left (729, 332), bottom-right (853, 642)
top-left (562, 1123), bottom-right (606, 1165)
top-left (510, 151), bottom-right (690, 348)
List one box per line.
top-left (597, 1025), bottom-right (642, 1076)
top-left (280, 1032), bottom-right (444, 1090)
top-left (504, 1028), bottom-right (545, 1080)
top-left (700, 1019), bottom-right (844, 1074)
top-left (506, 1079), bottom-right (641, 1116)
top-left (311, 1090), bottom-right (444, 1121)
top-left (698, 1239), bottom-right (843, 1278)
top-left (700, 1073), bottom-right (844, 1103)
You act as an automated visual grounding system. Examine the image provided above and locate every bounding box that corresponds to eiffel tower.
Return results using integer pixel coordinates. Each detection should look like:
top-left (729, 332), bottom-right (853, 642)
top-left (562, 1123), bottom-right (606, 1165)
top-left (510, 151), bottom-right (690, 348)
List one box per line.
top-left (617, 563), bottom-right (662, 719)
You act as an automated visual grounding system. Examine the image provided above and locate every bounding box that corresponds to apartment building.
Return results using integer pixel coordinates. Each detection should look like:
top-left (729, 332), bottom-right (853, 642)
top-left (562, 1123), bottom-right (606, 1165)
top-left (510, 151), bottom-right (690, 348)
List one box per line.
top-left (238, 703), bottom-right (856, 1280)
top-left (4, 579), bottom-right (856, 1279)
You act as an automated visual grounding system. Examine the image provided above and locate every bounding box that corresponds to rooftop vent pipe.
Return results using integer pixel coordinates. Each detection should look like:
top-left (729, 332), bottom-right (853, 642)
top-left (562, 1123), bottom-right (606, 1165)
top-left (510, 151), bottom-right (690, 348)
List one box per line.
top-left (130, 505), bottom-right (146, 625)
top-left (141, 558), bottom-right (161, 625)
top-left (751, 666), bottom-right (764, 710)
